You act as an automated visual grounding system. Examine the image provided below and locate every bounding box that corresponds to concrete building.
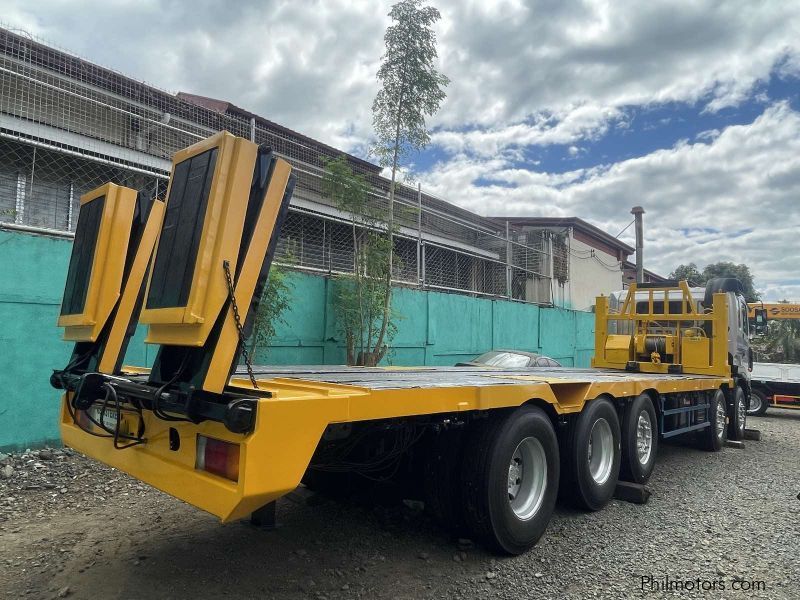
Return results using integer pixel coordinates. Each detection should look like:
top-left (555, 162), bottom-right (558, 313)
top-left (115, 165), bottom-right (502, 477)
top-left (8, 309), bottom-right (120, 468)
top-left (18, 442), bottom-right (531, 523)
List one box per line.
top-left (497, 217), bottom-right (636, 310)
top-left (622, 260), bottom-right (669, 288)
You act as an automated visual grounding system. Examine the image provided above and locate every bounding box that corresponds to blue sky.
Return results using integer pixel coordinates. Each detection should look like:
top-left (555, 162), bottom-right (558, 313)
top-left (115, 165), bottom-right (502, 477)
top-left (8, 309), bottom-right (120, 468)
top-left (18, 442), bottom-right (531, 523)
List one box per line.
top-left (5, 0), bottom-right (800, 299)
top-left (434, 70), bottom-right (799, 178)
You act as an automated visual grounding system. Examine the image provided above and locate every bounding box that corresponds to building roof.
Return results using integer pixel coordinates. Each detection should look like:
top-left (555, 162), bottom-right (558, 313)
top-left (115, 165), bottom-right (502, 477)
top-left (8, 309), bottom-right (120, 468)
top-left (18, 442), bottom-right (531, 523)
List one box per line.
top-left (173, 91), bottom-right (505, 236)
top-left (622, 260), bottom-right (668, 283)
top-left (176, 92), bottom-right (381, 175)
top-left (493, 216), bottom-right (635, 256)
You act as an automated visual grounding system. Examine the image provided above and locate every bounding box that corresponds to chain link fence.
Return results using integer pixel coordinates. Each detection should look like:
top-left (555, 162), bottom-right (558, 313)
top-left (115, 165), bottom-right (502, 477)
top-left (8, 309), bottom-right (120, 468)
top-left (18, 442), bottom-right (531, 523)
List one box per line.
top-left (0, 26), bottom-right (562, 304)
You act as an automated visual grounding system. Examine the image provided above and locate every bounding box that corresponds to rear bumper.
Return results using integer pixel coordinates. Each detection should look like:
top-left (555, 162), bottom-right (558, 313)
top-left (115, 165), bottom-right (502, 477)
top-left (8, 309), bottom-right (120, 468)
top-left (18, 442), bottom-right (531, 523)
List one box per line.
top-left (59, 393), bottom-right (336, 522)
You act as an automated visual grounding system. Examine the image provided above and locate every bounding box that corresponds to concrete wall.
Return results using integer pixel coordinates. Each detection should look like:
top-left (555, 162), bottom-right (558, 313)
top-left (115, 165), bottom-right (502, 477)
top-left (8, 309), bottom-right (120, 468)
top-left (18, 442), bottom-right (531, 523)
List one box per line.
top-left (259, 273), bottom-right (595, 368)
top-left (564, 235), bottom-right (623, 312)
top-left (0, 229), bottom-right (595, 450)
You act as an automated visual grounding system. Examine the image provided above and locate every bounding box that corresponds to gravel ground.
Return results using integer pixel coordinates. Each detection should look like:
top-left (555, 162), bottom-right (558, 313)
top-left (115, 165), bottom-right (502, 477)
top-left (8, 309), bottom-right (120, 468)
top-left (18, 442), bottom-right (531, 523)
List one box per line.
top-left (1, 410), bottom-right (798, 600)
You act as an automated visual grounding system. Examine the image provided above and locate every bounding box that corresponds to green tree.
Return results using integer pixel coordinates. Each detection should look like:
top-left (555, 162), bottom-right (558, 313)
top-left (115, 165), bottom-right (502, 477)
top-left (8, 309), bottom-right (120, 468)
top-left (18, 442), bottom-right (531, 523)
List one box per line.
top-left (752, 301), bottom-right (800, 363)
top-left (669, 261), bottom-right (760, 302)
top-left (247, 263), bottom-right (293, 361)
top-left (761, 321), bottom-right (800, 363)
top-left (323, 156), bottom-right (396, 365)
top-left (669, 263), bottom-right (704, 286)
top-left (702, 262), bottom-right (759, 302)
top-left (371, 0), bottom-right (449, 357)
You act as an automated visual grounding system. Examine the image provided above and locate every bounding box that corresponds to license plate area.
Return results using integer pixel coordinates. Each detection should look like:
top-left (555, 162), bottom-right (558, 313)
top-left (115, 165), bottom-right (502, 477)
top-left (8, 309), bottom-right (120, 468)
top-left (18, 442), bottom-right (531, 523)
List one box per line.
top-left (90, 404), bottom-right (120, 430)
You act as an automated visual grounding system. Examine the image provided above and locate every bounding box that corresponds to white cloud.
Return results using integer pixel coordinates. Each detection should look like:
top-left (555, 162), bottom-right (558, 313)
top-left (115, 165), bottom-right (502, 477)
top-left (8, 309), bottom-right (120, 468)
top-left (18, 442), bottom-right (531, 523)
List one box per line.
top-left (6, 0), bottom-right (800, 151)
top-left (431, 104), bottom-right (622, 157)
top-left (2, 0), bottom-right (388, 146)
top-left (3, 0), bottom-right (800, 296)
top-left (420, 103), bottom-right (800, 300)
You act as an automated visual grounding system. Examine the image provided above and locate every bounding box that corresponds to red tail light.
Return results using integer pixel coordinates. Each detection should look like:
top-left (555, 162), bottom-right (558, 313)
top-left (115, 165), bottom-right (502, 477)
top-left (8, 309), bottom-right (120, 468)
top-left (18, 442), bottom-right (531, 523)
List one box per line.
top-left (196, 435), bottom-right (240, 482)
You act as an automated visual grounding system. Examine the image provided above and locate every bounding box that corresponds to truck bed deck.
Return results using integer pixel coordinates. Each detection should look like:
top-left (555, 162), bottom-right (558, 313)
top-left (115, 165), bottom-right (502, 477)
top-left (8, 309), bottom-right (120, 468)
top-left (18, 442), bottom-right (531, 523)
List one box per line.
top-left (237, 365), bottom-right (722, 390)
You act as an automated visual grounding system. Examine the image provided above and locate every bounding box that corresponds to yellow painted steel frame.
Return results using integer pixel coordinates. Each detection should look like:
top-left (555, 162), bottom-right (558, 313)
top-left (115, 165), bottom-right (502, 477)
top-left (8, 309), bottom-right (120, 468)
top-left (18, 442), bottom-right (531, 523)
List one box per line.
top-left (202, 158), bottom-right (293, 393)
top-left (56, 142), bottom-right (738, 526)
top-left (58, 184), bottom-right (137, 342)
top-left (97, 200), bottom-right (166, 373)
top-left (60, 366), bottom-right (729, 522)
top-left (592, 282), bottom-right (731, 378)
top-left (140, 131), bottom-right (258, 347)
top-left (747, 303), bottom-right (800, 320)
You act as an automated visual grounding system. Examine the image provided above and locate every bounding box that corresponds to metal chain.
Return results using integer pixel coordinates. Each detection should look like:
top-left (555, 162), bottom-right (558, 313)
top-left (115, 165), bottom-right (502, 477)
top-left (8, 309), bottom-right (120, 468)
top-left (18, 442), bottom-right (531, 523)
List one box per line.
top-left (223, 260), bottom-right (259, 390)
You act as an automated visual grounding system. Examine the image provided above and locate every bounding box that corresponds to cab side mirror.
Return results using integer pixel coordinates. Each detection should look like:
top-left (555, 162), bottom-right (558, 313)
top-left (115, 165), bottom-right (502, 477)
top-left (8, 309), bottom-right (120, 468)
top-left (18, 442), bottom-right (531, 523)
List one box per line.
top-left (752, 308), bottom-right (768, 335)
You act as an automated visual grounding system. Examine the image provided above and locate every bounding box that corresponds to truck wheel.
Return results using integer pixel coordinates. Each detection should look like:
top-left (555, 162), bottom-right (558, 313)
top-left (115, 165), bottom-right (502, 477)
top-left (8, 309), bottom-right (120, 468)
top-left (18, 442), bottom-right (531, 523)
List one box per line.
top-left (423, 427), bottom-right (466, 534)
top-left (561, 397), bottom-right (621, 511)
top-left (620, 393), bottom-right (658, 484)
top-left (700, 389), bottom-right (727, 451)
top-left (728, 386), bottom-right (747, 440)
top-left (460, 406), bottom-right (559, 555)
top-left (747, 389), bottom-right (769, 416)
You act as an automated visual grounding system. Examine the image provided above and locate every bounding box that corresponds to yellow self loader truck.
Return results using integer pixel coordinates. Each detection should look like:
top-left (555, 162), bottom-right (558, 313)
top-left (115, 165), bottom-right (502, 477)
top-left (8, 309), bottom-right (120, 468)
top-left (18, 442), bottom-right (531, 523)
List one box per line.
top-left (51, 132), bottom-right (753, 555)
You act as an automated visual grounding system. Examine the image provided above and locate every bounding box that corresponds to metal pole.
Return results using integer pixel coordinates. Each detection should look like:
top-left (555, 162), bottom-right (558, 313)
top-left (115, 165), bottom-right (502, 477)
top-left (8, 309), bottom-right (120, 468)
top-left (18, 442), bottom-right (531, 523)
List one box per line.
top-left (15, 173), bottom-right (26, 225)
top-left (417, 183), bottom-right (422, 287)
top-left (250, 117), bottom-right (256, 142)
top-left (421, 243), bottom-right (426, 287)
top-left (505, 221), bottom-right (511, 298)
top-left (631, 206), bottom-right (645, 283)
top-left (547, 232), bottom-right (554, 304)
top-left (67, 182), bottom-right (74, 231)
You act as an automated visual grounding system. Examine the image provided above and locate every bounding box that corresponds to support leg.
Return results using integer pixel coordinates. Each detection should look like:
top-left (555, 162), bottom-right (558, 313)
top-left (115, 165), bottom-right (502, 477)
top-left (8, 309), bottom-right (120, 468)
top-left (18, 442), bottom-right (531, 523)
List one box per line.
top-left (250, 501), bottom-right (277, 530)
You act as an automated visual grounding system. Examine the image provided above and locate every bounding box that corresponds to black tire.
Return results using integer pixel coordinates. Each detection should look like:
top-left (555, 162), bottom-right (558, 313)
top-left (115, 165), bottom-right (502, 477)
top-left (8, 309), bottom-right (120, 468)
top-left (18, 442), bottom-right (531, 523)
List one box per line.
top-left (460, 406), bottom-right (560, 555)
top-left (423, 427), bottom-right (467, 534)
top-left (728, 386), bottom-right (747, 440)
top-left (620, 393), bottom-right (658, 485)
top-left (561, 397), bottom-right (622, 511)
top-left (748, 389), bottom-right (769, 416)
top-left (700, 389), bottom-right (727, 451)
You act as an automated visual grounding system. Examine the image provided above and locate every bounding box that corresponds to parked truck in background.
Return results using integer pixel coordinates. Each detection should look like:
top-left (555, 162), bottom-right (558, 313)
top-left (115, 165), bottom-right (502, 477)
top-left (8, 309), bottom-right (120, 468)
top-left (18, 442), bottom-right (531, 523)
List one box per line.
top-left (50, 131), bottom-right (754, 556)
top-left (747, 362), bottom-right (800, 415)
top-left (746, 302), bottom-right (800, 415)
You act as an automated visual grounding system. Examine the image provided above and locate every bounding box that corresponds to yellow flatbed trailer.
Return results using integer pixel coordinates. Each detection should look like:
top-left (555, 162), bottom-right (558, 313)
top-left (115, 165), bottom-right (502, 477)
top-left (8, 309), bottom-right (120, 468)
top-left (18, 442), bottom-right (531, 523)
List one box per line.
top-left (52, 132), bottom-right (752, 555)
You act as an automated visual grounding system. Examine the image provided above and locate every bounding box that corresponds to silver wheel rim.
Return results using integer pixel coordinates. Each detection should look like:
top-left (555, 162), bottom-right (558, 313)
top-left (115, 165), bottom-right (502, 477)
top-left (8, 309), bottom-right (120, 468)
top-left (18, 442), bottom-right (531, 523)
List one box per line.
top-left (748, 394), bottom-right (762, 414)
top-left (507, 436), bottom-right (548, 521)
top-left (588, 418), bottom-right (614, 484)
top-left (715, 398), bottom-right (726, 440)
top-left (737, 395), bottom-right (746, 431)
top-left (636, 410), bottom-right (653, 466)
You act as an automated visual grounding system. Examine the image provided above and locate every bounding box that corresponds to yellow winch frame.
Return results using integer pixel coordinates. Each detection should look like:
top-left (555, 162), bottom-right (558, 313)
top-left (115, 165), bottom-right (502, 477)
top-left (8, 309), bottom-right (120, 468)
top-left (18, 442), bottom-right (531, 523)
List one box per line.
top-left (593, 281), bottom-right (730, 377)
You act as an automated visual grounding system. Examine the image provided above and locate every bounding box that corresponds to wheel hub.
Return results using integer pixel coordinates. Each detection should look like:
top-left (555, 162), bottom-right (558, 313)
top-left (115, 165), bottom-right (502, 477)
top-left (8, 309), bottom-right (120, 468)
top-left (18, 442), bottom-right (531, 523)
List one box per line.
top-left (737, 395), bottom-right (746, 431)
top-left (635, 411), bottom-right (653, 465)
top-left (507, 436), bottom-right (547, 521)
top-left (588, 418), bottom-right (613, 485)
top-left (715, 398), bottom-right (726, 439)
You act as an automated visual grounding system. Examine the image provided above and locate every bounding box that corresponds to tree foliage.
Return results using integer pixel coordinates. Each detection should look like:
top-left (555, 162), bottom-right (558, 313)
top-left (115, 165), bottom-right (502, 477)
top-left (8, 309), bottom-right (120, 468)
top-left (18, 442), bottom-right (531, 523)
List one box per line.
top-left (669, 261), bottom-right (760, 302)
top-left (669, 263), bottom-right (704, 286)
top-left (247, 263), bottom-right (293, 361)
top-left (372, 0), bottom-right (450, 166)
top-left (755, 319), bottom-right (800, 363)
top-left (323, 156), bottom-right (396, 365)
top-left (370, 0), bottom-right (449, 359)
